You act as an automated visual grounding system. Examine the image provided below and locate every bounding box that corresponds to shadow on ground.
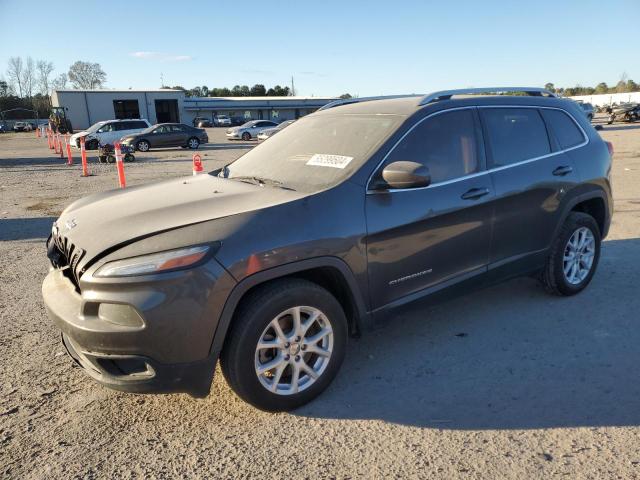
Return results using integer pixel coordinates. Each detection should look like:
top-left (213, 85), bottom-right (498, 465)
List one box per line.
top-left (295, 238), bottom-right (640, 430)
top-left (600, 124), bottom-right (640, 132)
top-left (0, 216), bottom-right (56, 241)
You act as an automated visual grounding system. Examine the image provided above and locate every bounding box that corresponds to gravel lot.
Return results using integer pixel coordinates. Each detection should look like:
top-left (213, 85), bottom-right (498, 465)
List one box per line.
top-left (1, 120), bottom-right (640, 479)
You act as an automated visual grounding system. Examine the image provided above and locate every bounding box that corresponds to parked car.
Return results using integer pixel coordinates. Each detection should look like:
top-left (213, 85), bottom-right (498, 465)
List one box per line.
top-left (70, 119), bottom-right (151, 150)
top-left (607, 103), bottom-right (640, 124)
top-left (226, 120), bottom-right (279, 140)
top-left (214, 114), bottom-right (232, 127)
top-left (13, 121), bottom-right (33, 132)
top-left (196, 119), bottom-right (213, 128)
top-left (230, 116), bottom-right (249, 126)
top-left (120, 123), bottom-right (208, 151)
top-left (192, 117), bottom-right (209, 127)
top-left (0, 123), bottom-right (7, 133)
top-left (579, 102), bottom-right (594, 121)
top-left (257, 120), bottom-right (296, 140)
top-left (43, 87), bottom-right (613, 411)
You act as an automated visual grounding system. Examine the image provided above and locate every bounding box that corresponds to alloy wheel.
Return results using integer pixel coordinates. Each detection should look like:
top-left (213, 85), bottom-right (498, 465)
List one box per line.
top-left (563, 227), bottom-right (595, 285)
top-left (254, 306), bottom-right (334, 395)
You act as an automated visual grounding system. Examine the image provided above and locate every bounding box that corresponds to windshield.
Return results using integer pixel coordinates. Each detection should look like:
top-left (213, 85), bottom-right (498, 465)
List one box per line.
top-left (220, 114), bottom-right (404, 192)
top-left (218, 115), bottom-right (229, 119)
top-left (86, 121), bottom-right (107, 133)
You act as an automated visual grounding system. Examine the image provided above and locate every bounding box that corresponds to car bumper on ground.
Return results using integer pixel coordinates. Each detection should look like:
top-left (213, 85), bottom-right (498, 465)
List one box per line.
top-left (42, 259), bottom-right (236, 397)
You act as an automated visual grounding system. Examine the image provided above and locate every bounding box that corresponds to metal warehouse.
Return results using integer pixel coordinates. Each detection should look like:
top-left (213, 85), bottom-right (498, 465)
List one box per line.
top-left (51, 89), bottom-right (337, 130)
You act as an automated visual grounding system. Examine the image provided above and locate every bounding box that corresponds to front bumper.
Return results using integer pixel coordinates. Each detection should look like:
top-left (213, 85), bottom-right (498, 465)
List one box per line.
top-left (225, 131), bottom-right (241, 139)
top-left (42, 258), bottom-right (235, 397)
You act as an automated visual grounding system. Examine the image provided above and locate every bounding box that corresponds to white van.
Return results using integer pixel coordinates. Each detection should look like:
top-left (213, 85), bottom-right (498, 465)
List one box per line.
top-left (70, 119), bottom-right (151, 149)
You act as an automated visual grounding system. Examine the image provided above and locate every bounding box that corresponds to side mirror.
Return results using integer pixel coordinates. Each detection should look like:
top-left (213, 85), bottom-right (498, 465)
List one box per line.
top-left (379, 161), bottom-right (431, 189)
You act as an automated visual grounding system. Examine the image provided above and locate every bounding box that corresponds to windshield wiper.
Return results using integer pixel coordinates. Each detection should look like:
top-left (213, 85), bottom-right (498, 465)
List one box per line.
top-left (228, 175), bottom-right (296, 191)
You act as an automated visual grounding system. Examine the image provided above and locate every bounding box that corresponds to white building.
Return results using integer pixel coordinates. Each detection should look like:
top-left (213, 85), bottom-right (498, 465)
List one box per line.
top-left (51, 89), bottom-right (337, 130)
top-left (570, 92), bottom-right (640, 107)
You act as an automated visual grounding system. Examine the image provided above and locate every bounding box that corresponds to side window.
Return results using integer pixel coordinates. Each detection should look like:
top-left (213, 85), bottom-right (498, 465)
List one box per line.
top-left (170, 125), bottom-right (184, 132)
top-left (116, 121), bottom-right (131, 131)
top-left (385, 109), bottom-right (479, 184)
top-left (541, 109), bottom-right (585, 150)
top-left (481, 108), bottom-right (551, 167)
top-left (132, 121), bottom-right (147, 129)
top-left (98, 123), bottom-right (115, 133)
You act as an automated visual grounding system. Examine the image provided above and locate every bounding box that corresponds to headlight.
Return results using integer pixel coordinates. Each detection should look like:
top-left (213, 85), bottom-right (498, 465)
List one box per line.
top-left (95, 245), bottom-right (211, 278)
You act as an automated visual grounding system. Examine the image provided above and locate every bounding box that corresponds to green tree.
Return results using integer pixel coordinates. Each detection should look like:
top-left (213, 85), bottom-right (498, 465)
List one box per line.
top-left (544, 83), bottom-right (555, 93)
top-left (339, 93), bottom-right (353, 99)
top-left (250, 84), bottom-right (266, 96)
top-left (594, 82), bottom-right (608, 94)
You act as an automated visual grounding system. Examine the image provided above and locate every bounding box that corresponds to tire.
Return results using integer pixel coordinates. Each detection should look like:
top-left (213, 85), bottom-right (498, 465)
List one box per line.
top-left (241, 132), bottom-right (251, 141)
top-left (187, 137), bottom-right (200, 149)
top-left (220, 278), bottom-right (348, 411)
top-left (541, 212), bottom-right (601, 296)
top-left (98, 155), bottom-right (107, 163)
top-left (136, 140), bottom-right (150, 152)
top-left (106, 155), bottom-right (116, 164)
top-left (607, 115), bottom-right (614, 125)
top-left (124, 153), bottom-right (135, 162)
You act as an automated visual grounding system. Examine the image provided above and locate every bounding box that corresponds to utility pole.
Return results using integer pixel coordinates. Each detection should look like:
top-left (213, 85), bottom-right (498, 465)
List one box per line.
top-left (160, 72), bottom-right (164, 88)
top-left (291, 76), bottom-right (295, 96)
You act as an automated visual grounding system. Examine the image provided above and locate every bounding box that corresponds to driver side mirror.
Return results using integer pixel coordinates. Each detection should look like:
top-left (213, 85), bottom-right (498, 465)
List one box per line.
top-left (377, 161), bottom-right (431, 190)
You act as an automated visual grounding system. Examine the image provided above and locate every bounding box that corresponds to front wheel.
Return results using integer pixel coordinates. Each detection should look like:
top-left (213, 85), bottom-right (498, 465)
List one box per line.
top-left (187, 137), bottom-right (200, 149)
top-left (541, 212), bottom-right (601, 296)
top-left (136, 140), bottom-right (150, 152)
top-left (241, 132), bottom-right (251, 141)
top-left (220, 279), bottom-right (348, 411)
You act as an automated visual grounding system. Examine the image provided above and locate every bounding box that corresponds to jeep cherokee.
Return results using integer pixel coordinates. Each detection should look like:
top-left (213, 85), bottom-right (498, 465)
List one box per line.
top-left (42, 87), bottom-right (613, 411)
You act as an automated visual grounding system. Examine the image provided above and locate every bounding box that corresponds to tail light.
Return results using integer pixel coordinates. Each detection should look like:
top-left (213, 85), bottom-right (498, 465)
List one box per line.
top-left (605, 141), bottom-right (614, 157)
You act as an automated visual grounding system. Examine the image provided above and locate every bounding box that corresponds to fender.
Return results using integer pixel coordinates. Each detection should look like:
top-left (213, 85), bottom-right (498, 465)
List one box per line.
top-left (208, 256), bottom-right (370, 357)
top-left (553, 188), bottom-right (611, 241)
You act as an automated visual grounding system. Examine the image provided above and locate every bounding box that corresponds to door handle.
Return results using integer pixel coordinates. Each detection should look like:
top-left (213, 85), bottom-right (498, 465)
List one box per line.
top-left (461, 187), bottom-right (490, 200)
top-left (553, 165), bottom-right (573, 176)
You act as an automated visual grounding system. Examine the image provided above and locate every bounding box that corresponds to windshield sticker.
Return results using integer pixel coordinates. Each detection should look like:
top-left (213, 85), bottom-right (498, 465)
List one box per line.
top-left (306, 154), bottom-right (353, 169)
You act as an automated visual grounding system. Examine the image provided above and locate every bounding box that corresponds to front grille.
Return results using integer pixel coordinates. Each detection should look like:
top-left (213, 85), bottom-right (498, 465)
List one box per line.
top-left (47, 230), bottom-right (85, 292)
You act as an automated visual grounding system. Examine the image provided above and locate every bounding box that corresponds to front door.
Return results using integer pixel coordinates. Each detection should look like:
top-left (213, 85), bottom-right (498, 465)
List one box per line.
top-left (366, 108), bottom-right (494, 310)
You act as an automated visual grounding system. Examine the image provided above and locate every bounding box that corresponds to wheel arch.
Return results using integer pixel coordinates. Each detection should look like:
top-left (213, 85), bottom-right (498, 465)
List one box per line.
top-left (555, 190), bottom-right (610, 241)
top-left (209, 257), bottom-right (370, 357)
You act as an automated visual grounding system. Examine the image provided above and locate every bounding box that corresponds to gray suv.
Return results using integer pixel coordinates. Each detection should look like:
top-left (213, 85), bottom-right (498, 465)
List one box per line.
top-left (43, 87), bottom-right (613, 411)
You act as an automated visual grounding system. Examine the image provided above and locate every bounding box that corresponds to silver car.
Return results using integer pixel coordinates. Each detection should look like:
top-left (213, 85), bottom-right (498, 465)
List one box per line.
top-left (257, 120), bottom-right (296, 140)
top-left (226, 120), bottom-right (278, 141)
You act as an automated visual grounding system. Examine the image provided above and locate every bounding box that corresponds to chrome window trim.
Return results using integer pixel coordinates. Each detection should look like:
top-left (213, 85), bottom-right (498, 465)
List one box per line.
top-left (366, 105), bottom-right (589, 194)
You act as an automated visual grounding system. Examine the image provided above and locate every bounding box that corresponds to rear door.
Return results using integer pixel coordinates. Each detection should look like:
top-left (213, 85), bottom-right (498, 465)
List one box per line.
top-left (365, 108), bottom-right (494, 309)
top-left (167, 124), bottom-right (188, 146)
top-left (480, 106), bottom-right (582, 267)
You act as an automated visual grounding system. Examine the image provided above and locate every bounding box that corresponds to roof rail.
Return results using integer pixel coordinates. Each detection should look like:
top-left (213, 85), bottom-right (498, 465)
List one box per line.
top-left (318, 94), bottom-right (422, 111)
top-left (419, 87), bottom-right (556, 106)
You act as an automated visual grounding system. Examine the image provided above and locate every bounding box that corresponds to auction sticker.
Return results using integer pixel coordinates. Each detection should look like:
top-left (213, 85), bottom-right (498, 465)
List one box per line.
top-left (306, 154), bottom-right (353, 169)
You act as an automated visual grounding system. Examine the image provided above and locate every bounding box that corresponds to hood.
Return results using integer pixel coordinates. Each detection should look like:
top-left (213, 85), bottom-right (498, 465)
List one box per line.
top-left (54, 174), bottom-right (305, 266)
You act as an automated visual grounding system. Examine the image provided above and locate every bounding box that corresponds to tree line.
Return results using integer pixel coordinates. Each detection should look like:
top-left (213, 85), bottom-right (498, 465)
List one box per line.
top-left (1, 57), bottom-right (107, 119)
top-left (165, 84), bottom-right (293, 97)
top-left (545, 75), bottom-right (639, 97)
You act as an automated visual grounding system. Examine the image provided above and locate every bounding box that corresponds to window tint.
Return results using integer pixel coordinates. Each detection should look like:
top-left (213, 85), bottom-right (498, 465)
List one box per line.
top-left (481, 108), bottom-right (550, 166)
top-left (385, 109), bottom-right (479, 184)
top-left (131, 121), bottom-right (147, 129)
top-left (170, 125), bottom-right (184, 132)
top-left (116, 121), bottom-right (132, 131)
top-left (541, 109), bottom-right (584, 149)
top-left (98, 123), bottom-right (115, 133)
top-left (153, 126), bottom-right (169, 134)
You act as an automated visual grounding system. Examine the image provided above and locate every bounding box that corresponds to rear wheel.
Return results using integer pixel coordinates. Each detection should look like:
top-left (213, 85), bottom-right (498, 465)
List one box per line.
top-left (241, 132), bottom-right (251, 141)
top-left (136, 140), bottom-right (150, 152)
top-left (541, 212), bottom-right (601, 296)
top-left (187, 137), bottom-right (200, 149)
top-left (106, 155), bottom-right (115, 164)
top-left (220, 279), bottom-right (347, 411)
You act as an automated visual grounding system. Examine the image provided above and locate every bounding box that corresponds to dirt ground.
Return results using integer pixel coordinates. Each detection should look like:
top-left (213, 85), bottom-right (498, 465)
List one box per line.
top-left (1, 119), bottom-right (640, 479)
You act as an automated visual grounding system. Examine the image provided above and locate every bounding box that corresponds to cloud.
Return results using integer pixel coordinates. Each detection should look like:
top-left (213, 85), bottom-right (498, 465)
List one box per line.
top-left (129, 52), bottom-right (193, 62)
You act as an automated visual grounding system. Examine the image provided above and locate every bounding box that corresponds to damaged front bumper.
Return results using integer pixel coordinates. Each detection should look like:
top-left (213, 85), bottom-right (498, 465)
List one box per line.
top-left (42, 256), bottom-right (236, 397)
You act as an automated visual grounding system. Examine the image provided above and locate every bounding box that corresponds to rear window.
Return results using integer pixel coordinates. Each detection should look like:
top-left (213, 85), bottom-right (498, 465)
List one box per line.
top-left (541, 109), bottom-right (585, 150)
top-left (481, 108), bottom-right (551, 167)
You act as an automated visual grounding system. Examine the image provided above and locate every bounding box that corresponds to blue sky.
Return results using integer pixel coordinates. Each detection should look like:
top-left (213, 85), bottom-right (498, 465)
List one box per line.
top-left (0, 0), bottom-right (638, 96)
